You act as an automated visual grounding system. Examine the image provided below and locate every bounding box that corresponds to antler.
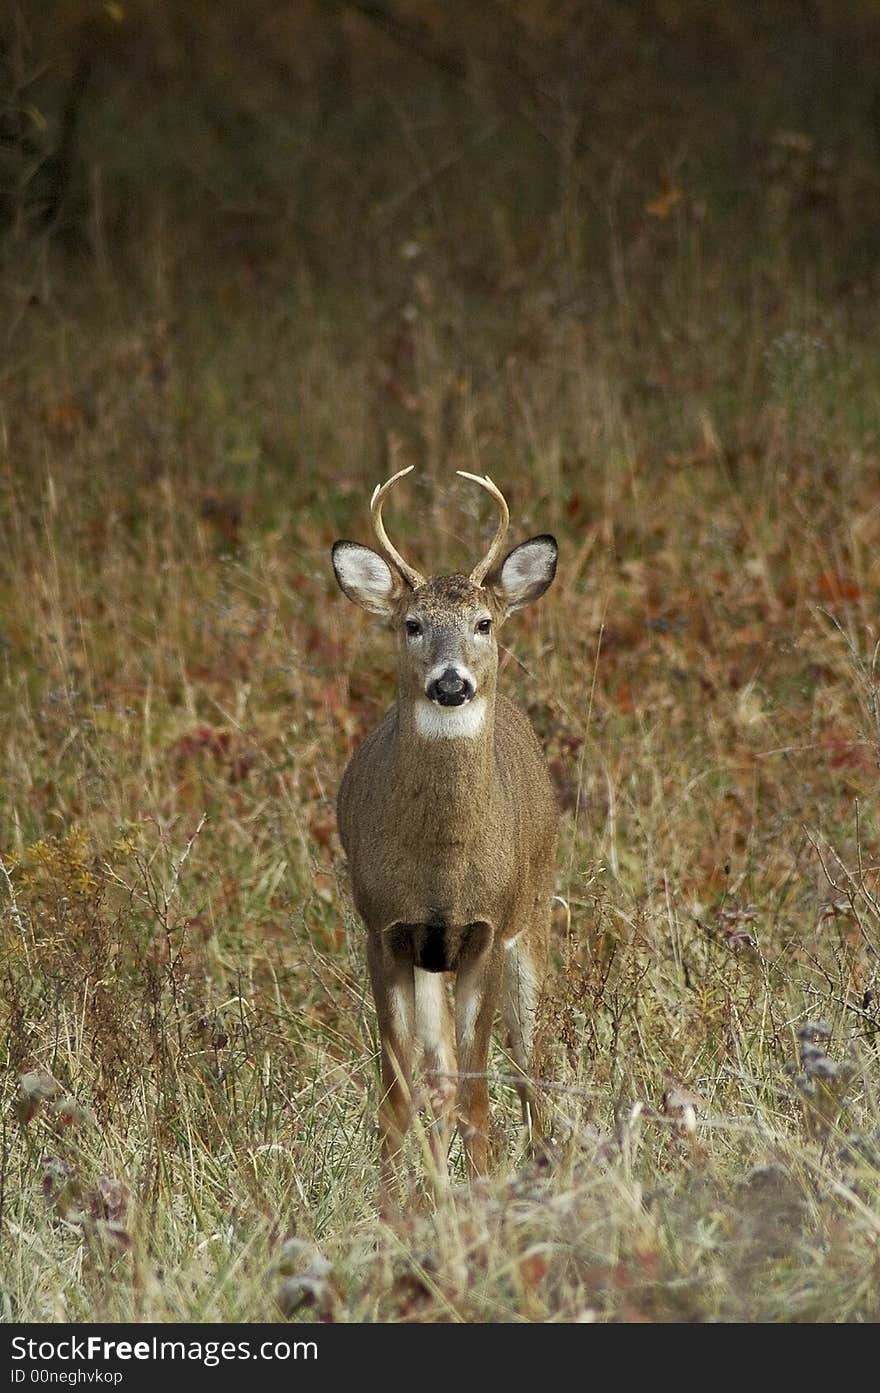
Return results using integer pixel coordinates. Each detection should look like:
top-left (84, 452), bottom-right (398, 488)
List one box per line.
top-left (370, 465), bottom-right (426, 589)
top-left (457, 471), bottom-right (510, 586)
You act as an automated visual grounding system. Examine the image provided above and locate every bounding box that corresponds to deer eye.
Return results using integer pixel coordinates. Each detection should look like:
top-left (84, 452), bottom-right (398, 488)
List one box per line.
top-left (475, 617), bottom-right (492, 635)
top-left (404, 619), bottom-right (423, 638)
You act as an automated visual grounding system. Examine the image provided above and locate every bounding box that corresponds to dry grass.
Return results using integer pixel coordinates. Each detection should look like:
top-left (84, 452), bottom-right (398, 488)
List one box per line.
top-left (2, 12), bottom-right (880, 1318)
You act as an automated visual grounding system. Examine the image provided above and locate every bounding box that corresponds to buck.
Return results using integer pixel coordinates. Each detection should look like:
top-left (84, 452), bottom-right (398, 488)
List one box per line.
top-left (332, 467), bottom-right (558, 1187)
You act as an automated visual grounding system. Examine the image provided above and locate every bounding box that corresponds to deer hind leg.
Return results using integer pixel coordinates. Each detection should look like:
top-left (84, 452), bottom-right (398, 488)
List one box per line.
top-left (502, 921), bottom-right (548, 1141)
top-left (454, 926), bottom-right (501, 1178)
top-left (414, 968), bottom-right (456, 1178)
top-left (367, 934), bottom-right (415, 1200)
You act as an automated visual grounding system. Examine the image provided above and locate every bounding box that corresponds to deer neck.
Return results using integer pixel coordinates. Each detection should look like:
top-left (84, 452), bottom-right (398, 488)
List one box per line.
top-left (393, 692), bottom-right (497, 832)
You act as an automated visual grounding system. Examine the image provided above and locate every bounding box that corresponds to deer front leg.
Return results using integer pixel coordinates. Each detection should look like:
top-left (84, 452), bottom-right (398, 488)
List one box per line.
top-left (367, 934), bottom-right (415, 1202)
top-left (454, 928), bottom-right (501, 1178)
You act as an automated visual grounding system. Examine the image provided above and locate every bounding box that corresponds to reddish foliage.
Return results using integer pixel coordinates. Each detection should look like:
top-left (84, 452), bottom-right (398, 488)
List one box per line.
top-left (519, 1252), bottom-right (548, 1289)
top-left (169, 724), bottom-right (257, 783)
top-left (45, 394), bottom-right (88, 438)
top-left (820, 725), bottom-right (873, 770)
top-left (817, 571), bottom-right (861, 602)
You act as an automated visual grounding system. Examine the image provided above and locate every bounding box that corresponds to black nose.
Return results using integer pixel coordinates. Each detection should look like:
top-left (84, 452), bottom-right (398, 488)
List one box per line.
top-left (427, 667), bottom-right (474, 707)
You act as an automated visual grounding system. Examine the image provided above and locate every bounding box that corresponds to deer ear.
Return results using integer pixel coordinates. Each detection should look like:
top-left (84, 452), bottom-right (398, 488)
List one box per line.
top-left (332, 541), bottom-right (406, 615)
top-left (490, 535), bottom-right (558, 614)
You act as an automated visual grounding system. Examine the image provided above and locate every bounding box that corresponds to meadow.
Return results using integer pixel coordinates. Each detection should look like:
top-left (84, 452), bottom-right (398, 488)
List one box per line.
top-left (1, 1), bottom-right (879, 1322)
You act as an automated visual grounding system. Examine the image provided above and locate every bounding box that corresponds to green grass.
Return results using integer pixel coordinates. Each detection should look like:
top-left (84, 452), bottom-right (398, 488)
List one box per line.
top-left (2, 5), bottom-right (880, 1321)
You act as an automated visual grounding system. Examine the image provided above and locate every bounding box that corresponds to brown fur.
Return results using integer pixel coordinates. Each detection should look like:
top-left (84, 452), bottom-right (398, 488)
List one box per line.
top-left (333, 523), bottom-right (558, 1192)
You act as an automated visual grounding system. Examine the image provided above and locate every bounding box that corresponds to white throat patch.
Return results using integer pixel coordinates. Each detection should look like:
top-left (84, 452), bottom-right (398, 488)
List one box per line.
top-left (414, 697), bottom-right (487, 740)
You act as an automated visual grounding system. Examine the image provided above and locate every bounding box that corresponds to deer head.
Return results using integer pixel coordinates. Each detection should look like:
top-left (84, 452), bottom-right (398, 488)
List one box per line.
top-left (332, 467), bottom-right (557, 738)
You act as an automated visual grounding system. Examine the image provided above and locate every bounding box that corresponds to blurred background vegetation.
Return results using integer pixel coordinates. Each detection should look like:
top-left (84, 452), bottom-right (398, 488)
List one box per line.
top-left (5, 1), bottom-right (880, 321)
top-left (5, 0), bottom-right (880, 508)
top-left (5, 2), bottom-right (880, 271)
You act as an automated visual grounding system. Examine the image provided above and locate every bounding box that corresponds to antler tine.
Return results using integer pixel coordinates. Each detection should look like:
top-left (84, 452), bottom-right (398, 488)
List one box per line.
top-left (370, 465), bottom-right (426, 589)
top-left (456, 470), bottom-right (510, 586)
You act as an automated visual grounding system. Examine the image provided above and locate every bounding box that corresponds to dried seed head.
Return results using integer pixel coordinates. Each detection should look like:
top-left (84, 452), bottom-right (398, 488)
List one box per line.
top-left (796, 1020), bottom-right (831, 1044)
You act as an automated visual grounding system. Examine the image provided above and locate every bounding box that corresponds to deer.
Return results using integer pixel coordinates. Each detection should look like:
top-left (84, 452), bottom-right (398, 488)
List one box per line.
top-left (331, 466), bottom-right (558, 1191)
